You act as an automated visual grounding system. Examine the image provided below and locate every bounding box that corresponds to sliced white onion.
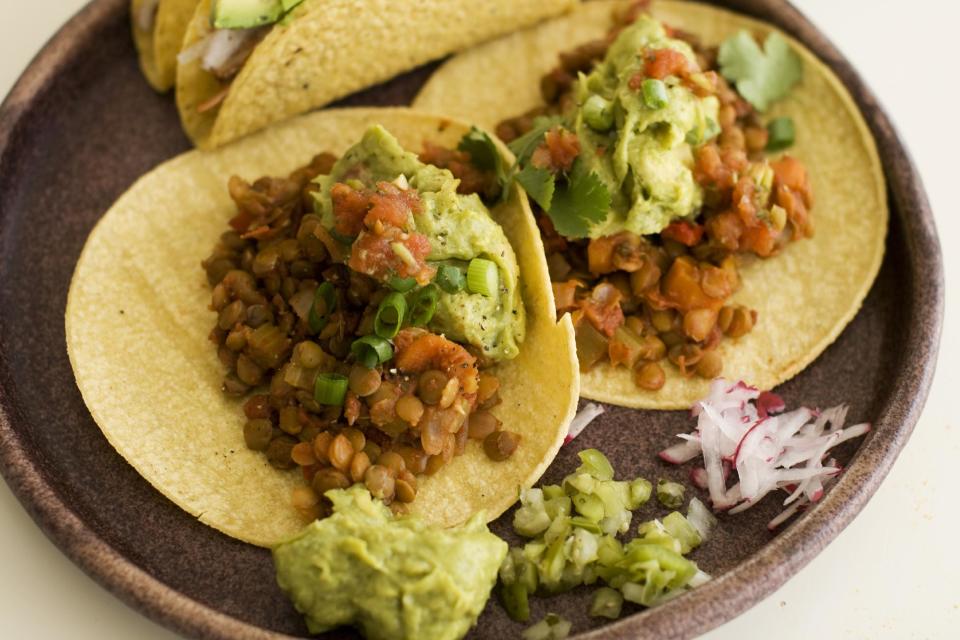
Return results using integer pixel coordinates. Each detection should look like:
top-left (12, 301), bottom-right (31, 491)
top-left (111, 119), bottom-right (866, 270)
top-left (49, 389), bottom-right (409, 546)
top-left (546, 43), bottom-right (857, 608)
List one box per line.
top-left (686, 498), bottom-right (717, 541)
top-left (177, 34), bottom-right (211, 65)
top-left (660, 379), bottom-right (871, 529)
top-left (202, 28), bottom-right (259, 73)
top-left (564, 403), bottom-right (605, 444)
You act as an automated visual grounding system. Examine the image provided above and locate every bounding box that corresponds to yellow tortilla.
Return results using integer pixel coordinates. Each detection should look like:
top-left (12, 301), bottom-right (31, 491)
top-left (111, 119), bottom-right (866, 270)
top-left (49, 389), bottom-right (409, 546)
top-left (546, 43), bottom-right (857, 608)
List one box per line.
top-left (131, 0), bottom-right (198, 92)
top-left (175, 0), bottom-right (578, 149)
top-left (66, 108), bottom-right (578, 546)
top-left (414, 0), bottom-right (887, 410)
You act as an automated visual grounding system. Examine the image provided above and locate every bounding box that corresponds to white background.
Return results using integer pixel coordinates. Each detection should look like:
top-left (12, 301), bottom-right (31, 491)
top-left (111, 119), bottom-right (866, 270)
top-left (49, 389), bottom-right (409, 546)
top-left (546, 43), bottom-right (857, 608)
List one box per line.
top-left (0, 0), bottom-right (956, 638)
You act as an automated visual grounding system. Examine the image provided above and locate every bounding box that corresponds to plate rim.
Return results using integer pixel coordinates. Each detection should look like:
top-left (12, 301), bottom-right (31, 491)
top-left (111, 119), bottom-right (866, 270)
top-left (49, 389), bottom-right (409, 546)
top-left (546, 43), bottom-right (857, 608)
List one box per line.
top-left (0, 0), bottom-right (944, 638)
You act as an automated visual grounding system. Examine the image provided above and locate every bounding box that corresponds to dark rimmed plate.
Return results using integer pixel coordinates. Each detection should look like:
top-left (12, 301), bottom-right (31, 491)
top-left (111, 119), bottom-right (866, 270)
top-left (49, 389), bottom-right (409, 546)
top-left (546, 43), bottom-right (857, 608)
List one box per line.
top-left (0, 0), bottom-right (942, 638)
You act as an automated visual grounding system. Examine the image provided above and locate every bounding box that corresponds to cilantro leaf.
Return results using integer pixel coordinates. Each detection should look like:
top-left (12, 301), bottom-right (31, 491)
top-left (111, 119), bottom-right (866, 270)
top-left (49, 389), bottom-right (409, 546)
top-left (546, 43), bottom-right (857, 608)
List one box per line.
top-left (718, 31), bottom-right (802, 111)
top-left (507, 115), bottom-right (564, 164)
top-left (547, 160), bottom-right (610, 239)
top-left (458, 127), bottom-right (508, 186)
top-left (515, 165), bottom-right (556, 212)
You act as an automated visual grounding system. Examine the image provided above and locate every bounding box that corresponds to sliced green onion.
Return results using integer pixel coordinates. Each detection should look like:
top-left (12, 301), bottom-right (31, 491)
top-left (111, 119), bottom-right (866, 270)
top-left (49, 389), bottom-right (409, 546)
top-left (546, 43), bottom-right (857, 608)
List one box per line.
top-left (656, 479), bottom-right (685, 509)
top-left (435, 263), bottom-right (466, 293)
top-left (641, 78), bottom-right (669, 110)
top-left (627, 477), bottom-right (653, 509)
top-left (466, 258), bottom-right (499, 297)
top-left (351, 335), bottom-right (394, 370)
top-left (582, 94), bottom-right (613, 131)
top-left (766, 116), bottom-right (795, 151)
top-left (408, 283), bottom-right (440, 326)
top-left (662, 511), bottom-right (703, 554)
top-left (590, 587), bottom-right (623, 619)
top-left (374, 293), bottom-right (406, 339)
top-left (576, 448), bottom-right (614, 481)
top-left (313, 373), bottom-right (348, 406)
top-left (387, 275), bottom-right (417, 292)
top-left (308, 282), bottom-right (336, 333)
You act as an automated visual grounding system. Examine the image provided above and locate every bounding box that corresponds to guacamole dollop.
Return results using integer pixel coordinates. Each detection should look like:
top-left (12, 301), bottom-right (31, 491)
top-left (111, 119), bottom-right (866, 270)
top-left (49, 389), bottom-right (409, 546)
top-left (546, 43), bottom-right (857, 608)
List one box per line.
top-left (571, 15), bottom-right (719, 237)
top-left (314, 126), bottom-right (525, 361)
top-left (273, 487), bottom-right (508, 640)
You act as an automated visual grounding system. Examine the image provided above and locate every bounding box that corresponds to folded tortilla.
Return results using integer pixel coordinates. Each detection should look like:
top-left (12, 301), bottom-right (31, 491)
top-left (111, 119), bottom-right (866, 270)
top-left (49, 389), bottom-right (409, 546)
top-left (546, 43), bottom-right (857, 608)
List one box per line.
top-left (66, 108), bottom-right (578, 546)
top-left (175, 0), bottom-right (578, 149)
top-left (131, 0), bottom-right (198, 92)
top-left (413, 0), bottom-right (887, 409)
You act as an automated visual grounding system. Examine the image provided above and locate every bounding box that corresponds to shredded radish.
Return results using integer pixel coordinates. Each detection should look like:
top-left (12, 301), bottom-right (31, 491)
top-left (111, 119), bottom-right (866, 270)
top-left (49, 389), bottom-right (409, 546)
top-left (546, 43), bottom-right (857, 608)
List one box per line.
top-left (564, 403), bottom-right (605, 444)
top-left (660, 379), bottom-right (870, 529)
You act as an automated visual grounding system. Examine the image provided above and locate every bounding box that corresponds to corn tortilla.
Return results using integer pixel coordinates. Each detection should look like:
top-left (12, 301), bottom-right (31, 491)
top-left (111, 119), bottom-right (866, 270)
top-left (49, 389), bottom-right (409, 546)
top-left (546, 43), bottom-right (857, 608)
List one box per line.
top-left (413, 0), bottom-right (887, 409)
top-left (175, 0), bottom-right (578, 149)
top-left (66, 108), bottom-right (578, 546)
top-left (131, 0), bottom-right (198, 92)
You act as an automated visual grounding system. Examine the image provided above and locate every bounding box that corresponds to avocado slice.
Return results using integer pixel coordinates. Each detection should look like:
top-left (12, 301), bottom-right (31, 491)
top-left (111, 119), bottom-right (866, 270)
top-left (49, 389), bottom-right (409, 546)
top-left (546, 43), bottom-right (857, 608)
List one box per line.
top-left (211, 0), bottom-right (284, 29)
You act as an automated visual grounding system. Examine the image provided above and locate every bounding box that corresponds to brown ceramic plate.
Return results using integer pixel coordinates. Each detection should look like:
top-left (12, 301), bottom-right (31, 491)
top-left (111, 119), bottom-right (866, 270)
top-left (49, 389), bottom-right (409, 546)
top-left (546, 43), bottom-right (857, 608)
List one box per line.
top-left (0, 0), bottom-right (942, 638)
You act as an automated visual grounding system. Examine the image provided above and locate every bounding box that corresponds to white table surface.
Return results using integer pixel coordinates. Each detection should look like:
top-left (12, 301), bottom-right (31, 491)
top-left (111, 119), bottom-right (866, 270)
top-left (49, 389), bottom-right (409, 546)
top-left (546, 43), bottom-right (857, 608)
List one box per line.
top-left (0, 0), bottom-right (955, 638)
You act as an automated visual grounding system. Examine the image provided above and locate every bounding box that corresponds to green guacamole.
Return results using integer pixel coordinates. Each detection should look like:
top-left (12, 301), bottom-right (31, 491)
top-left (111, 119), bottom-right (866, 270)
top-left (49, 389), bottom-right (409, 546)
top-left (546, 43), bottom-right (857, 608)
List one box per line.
top-left (273, 487), bottom-right (508, 640)
top-left (572, 15), bottom-right (719, 237)
top-left (314, 126), bottom-right (525, 361)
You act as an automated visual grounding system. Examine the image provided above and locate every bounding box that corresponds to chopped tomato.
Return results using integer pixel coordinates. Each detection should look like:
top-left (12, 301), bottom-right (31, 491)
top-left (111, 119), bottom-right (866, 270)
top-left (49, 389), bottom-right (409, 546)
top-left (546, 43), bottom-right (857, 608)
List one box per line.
top-left (365, 181), bottom-right (420, 230)
top-left (330, 182), bottom-right (369, 236)
top-left (661, 221), bottom-right (705, 247)
top-left (531, 127), bottom-right (580, 173)
top-left (582, 282), bottom-right (625, 337)
top-left (740, 223), bottom-right (777, 257)
top-left (348, 227), bottom-right (435, 285)
top-left (644, 48), bottom-right (691, 79)
top-left (732, 176), bottom-right (759, 226)
top-left (661, 257), bottom-right (724, 312)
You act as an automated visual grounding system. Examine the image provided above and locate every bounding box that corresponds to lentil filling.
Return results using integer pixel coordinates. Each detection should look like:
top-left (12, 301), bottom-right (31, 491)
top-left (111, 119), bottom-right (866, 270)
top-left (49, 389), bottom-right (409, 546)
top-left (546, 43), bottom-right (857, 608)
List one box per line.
top-left (202, 143), bottom-right (519, 520)
top-left (496, 1), bottom-right (814, 391)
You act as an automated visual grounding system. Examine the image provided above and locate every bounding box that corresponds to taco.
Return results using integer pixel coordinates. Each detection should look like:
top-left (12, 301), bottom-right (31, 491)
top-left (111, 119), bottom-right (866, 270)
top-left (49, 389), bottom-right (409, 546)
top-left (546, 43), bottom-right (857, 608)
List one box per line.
top-left (131, 0), bottom-right (198, 91)
top-left (173, 0), bottom-right (577, 149)
top-left (65, 108), bottom-right (578, 547)
top-left (414, 0), bottom-right (887, 409)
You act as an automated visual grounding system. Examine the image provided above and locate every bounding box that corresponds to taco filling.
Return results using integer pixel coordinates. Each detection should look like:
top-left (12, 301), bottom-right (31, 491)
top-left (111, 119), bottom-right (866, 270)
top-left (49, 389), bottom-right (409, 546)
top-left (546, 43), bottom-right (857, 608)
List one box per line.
top-left (495, 4), bottom-right (812, 392)
top-left (202, 125), bottom-right (528, 519)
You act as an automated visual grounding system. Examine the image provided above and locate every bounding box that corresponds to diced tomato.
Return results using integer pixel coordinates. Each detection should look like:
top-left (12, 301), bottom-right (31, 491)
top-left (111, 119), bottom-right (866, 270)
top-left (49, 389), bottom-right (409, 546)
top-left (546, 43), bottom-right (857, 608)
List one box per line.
top-left (661, 257), bottom-right (724, 312)
top-left (732, 176), bottom-right (759, 226)
top-left (365, 181), bottom-right (420, 230)
top-left (661, 221), bottom-right (705, 247)
top-left (740, 224), bottom-right (777, 257)
top-left (348, 227), bottom-right (436, 285)
top-left (330, 182), bottom-right (369, 236)
top-left (531, 127), bottom-right (580, 173)
top-left (644, 48), bottom-right (691, 79)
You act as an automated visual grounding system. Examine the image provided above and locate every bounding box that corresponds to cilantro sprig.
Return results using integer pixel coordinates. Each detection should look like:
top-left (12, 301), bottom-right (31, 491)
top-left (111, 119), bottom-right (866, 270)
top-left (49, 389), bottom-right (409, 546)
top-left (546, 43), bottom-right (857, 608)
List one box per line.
top-left (458, 127), bottom-right (509, 187)
top-left (509, 119), bottom-right (610, 239)
top-left (718, 31), bottom-right (802, 111)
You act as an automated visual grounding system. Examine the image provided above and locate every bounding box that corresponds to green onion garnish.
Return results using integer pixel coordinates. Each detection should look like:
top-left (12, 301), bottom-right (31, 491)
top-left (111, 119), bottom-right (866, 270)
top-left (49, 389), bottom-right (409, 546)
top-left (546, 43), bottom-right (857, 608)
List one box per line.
top-left (374, 293), bottom-right (406, 339)
top-left (408, 283), bottom-right (440, 326)
top-left (590, 587), bottom-right (624, 619)
top-left (387, 275), bottom-right (417, 292)
top-left (351, 335), bottom-right (394, 369)
top-left (308, 282), bottom-right (336, 333)
top-left (641, 78), bottom-right (669, 110)
top-left (765, 116), bottom-right (795, 151)
top-left (435, 264), bottom-right (466, 294)
top-left (466, 258), bottom-right (499, 297)
top-left (313, 373), bottom-right (348, 406)
top-left (582, 94), bottom-right (613, 132)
